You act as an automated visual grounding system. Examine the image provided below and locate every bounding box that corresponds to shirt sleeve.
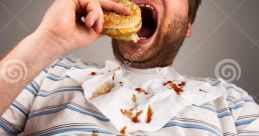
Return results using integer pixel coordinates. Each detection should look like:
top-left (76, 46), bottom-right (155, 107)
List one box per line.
top-left (0, 58), bottom-right (63, 135)
top-left (225, 83), bottom-right (259, 135)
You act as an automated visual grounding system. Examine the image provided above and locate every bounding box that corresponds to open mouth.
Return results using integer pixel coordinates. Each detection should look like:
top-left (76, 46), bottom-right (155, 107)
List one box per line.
top-left (137, 4), bottom-right (158, 41)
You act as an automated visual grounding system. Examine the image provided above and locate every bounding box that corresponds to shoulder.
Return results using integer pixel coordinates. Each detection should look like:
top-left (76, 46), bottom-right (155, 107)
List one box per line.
top-left (48, 55), bottom-right (104, 71)
top-left (37, 55), bottom-right (106, 88)
top-left (183, 75), bottom-right (255, 103)
top-left (204, 77), bottom-right (251, 100)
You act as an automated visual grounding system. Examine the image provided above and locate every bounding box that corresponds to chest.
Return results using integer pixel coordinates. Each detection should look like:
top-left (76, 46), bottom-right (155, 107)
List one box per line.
top-left (23, 76), bottom-right (236, 135)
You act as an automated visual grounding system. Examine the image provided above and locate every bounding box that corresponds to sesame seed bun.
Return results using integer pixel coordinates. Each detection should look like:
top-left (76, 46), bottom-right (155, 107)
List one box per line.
top-left (102, 0), bottom-right (142, 42)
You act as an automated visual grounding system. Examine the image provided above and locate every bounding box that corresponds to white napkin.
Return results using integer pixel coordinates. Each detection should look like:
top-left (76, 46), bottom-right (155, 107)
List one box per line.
top-left (66, 60), bottom-right (224, 134)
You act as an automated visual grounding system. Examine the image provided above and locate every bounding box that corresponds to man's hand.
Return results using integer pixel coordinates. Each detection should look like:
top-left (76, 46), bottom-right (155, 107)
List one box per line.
top-left (36, 0), bottom-right (130, 52)
top-left (0, 0), bottom-right (130, 115)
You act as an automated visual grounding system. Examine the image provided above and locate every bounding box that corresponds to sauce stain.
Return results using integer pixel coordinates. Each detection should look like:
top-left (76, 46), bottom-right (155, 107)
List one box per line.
top-left (120, 109), bottom-right (142, 123)
top-left (132, 110), bottom-right (142, 123)
top-left (163, 81), bottom-right (184, 95)
top-left (146, 106), bottom-right (153, 123)
top-left (178, 82), bottom-right (186, 87)
top-left (90, 72), bottom-right (97, 76)
top-left (135, 88), bottom-right (148, 95)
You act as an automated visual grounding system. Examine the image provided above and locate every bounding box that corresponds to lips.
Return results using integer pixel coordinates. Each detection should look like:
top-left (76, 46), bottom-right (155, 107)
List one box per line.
top-left (137, 4), bottom-right (158, 40)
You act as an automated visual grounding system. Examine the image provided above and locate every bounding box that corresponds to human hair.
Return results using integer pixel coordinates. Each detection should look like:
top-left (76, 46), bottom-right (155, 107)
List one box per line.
top-left (188, 0), bottom-right (202, 23)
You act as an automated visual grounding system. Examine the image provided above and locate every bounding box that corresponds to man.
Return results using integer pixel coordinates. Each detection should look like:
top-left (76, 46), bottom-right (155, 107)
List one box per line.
top-left (0, 0), bottom-right (258, 135)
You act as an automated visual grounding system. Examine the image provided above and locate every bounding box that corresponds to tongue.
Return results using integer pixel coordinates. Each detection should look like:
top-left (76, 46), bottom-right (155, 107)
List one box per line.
top-left (137, 26), bottom-right (153, 38)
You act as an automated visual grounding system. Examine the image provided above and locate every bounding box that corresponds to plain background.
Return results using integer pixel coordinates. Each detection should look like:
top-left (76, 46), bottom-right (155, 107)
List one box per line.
top-left (0, 0), bottom-right (259, 102)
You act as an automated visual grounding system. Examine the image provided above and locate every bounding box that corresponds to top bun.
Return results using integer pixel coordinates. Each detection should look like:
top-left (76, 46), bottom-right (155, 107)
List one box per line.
top-left (102, 0), bottom-right (142, 37)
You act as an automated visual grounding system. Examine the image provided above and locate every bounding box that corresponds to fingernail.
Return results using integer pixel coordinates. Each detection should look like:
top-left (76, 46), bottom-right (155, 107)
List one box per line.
top-left (90, 20), bottom-right (95, 26)
top-left (126, 8), bottom-right (131, 14)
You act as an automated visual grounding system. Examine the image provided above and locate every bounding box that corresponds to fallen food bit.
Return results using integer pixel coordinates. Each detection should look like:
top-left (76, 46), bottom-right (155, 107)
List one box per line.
top-left (132, 94), bottom-right (137, 103)
top-left (199, 89), bottom-right (207, 93)
top-left (163, 81), bottom-right (184, 95)
top-left (172, 83), bottom-right (184, 95)
top-left (120, 109), bottom-right (133, 119)
top-left (120, 109), bottom-right (143, 123)
top-left (146, 94), bottom-right (154, 99)
top-left (135, 88), bottom-right (149, 95)
top-left (119, 81), bottom-right (123, 86)
top-left (132, 110), bottom-right (143, 123)
top-left (112, 73), bottom-right (115, 80)
top-left (178, 82), bottom-right (186, 87)
top-left (163, 81), bottom-right (173, 86)
top-left (120, 126), bottom-right (127, 136)
top-left (91, 130), bottom-right (98, 136)
top-left (90, 82), bottom-right (115, 99)
top-left (90, 72), bottom-right (97, 76)
top-left (146, 106), bottom-right (153, 123)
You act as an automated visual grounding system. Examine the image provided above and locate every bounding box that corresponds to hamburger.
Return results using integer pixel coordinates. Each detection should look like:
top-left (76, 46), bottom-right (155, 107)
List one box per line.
top-left (102, 0), bottom-right (142, 43)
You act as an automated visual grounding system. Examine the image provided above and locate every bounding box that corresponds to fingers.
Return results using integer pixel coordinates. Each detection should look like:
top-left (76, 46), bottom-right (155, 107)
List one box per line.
top-left (100, 0), bottom-right (131, 15)
top-left (76, 0), bottom-right (131, 33)
top-left (94, 8), bottom-right (104, 33)
top-left (80, 0), bottom-right (103, 33)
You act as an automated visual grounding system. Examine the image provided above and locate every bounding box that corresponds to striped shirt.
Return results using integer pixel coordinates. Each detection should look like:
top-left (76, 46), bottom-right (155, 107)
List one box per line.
top-left (1, 56), bottom-right (259, 136)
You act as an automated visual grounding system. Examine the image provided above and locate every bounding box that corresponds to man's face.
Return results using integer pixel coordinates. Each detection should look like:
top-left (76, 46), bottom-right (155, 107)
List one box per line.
top-left (112, 0), bottom-right (192, 68)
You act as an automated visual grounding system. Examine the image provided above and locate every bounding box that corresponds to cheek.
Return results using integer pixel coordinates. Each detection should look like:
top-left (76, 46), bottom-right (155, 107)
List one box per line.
top-left (164, 0), bottom-right (189, 18)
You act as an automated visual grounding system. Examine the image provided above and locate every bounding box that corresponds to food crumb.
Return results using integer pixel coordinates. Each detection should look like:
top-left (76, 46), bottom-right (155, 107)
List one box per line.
top-left (132, 94), bottom-right (137, 103)
top-left (146, 106), bottom-right (153, 123)
top-left (120, 126), bottom-right (127, 136)
top-left (178, 82), bottom-right (186, 87)
top-left (163, 81), bottom-right (184, 95)
top-left (132, 110), bottom-right (142, 123)
top-left (90, 72), bottom-right (97, 76)
top-left (120, 109), bottom-right (142, 123)
top-left (135, 88), bottom-right (148, 95)
top-left (91, 130), bottom-right (98, 136)
top-left (199, 89), bottom-right (207, 93)
top-left (172, 83), bottom-right (183, 95)
top-left (112, 73), bottom-right (115, 80)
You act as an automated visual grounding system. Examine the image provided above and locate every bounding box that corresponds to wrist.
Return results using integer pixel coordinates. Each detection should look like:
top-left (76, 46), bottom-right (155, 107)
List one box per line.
top-left (33, 29), bottom-right (72, 56)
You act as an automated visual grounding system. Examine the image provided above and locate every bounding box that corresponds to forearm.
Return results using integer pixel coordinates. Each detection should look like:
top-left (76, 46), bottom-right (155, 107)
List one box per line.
top-left (0, 31), bottom-right (66, 115)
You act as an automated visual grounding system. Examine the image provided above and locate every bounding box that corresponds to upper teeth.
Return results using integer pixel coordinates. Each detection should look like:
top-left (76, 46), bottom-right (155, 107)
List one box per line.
top-left (139, 4), bottom-right (154, 11)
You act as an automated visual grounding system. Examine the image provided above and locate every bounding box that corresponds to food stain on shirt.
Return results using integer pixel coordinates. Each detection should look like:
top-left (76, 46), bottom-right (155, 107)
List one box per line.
top-left (146, 106), bottom-right (153, 123)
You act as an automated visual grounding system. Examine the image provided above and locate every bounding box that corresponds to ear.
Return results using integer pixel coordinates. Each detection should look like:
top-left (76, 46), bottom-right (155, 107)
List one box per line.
top-left (185, 22), bottom-right (192, 37)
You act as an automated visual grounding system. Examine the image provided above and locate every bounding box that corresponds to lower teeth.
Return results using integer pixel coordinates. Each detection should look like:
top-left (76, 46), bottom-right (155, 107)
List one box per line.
top-left (140, 37), bottom-right (147, 40)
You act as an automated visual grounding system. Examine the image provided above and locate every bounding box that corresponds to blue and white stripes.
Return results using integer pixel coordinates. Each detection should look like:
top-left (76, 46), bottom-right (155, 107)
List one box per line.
top-left (1, 56), bottom-right (259, 136)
